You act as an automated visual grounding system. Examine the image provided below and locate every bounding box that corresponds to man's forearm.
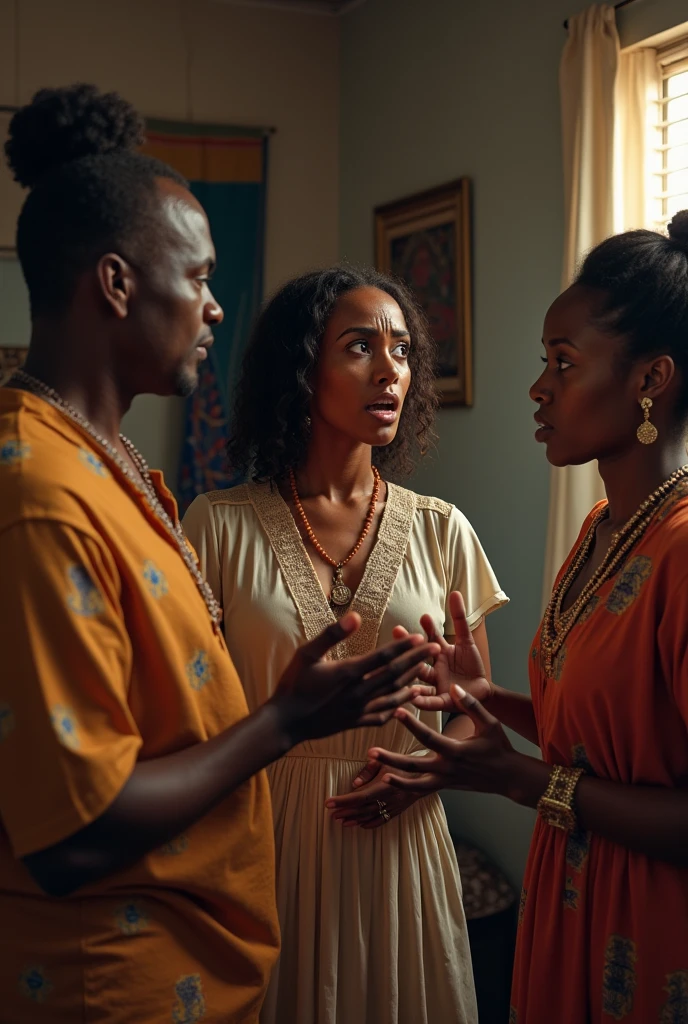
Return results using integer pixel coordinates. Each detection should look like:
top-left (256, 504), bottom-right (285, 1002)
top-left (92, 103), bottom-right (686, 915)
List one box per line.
top-left (24, 700), bottom-right (292, 897)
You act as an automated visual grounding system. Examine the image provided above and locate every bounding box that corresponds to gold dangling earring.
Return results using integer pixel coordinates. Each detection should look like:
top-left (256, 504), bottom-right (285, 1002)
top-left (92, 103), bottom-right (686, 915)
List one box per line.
top-left (637, 397), bottom-right (658, 444)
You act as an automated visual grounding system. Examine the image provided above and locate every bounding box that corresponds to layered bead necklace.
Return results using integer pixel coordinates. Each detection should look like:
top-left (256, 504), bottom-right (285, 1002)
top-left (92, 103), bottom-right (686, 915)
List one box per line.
top-left (289, 466), bottom-right (381, 608)
top-left (540, 463), bottom-right (688, 677)
top-left (9, 369), bottom-right (223, 630)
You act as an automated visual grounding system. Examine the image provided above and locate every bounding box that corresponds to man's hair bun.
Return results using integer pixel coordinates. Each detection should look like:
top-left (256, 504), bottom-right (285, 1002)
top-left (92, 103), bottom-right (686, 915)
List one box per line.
top-left (5, 83), bottom-right (145, 189)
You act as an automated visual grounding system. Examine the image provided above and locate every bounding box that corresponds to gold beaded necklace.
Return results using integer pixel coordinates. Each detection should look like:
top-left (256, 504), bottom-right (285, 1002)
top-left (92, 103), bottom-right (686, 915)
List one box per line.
top-left (288, 466), bottom-right (381, 608)
top-left (9, 370), bottom-right (223, 630)
top-left (541, 464), bottom-right (688, 676)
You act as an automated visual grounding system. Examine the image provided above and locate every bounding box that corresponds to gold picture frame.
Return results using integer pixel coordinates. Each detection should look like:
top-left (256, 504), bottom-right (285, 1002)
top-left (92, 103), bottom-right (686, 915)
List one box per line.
top-left (375, 178), bottom-right (473, 406)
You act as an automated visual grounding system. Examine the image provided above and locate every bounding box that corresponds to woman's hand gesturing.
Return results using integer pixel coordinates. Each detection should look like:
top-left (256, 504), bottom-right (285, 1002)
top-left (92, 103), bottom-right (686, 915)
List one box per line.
top-left (367, 685), bottom-right (517, 798)
top-left (394, 592), bottom-right (493, 714)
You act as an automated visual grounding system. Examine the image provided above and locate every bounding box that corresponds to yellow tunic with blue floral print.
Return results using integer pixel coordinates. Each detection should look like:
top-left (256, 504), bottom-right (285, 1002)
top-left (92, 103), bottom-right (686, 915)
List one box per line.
top-left (511, 496), bottom-right (688, 1024)
top-left (0, 389), bottom-right (279, 1023)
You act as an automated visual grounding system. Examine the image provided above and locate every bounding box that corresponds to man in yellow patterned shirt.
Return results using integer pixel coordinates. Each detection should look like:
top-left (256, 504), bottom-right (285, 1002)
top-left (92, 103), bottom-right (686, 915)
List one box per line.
top-left (0, 85), bottom-right (437, 1023)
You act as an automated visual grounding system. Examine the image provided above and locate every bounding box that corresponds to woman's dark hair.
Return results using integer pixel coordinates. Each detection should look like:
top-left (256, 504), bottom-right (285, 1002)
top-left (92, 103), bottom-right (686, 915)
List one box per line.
top-left (576, 211), bottom-right (688, 417)
top-left (227, 266), bottom-right (439, 480)
top-left (5, 83), bottom-right (186, 316)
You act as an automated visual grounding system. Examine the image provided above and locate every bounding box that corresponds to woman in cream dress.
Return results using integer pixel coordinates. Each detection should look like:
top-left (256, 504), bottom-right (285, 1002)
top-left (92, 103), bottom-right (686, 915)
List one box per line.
top-left (183, 266), bottom-right (507, 1024)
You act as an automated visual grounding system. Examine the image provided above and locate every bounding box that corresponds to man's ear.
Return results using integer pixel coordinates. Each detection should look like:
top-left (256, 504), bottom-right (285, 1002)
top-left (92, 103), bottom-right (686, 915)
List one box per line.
top-left (97, 253), bottom-right (136, 319)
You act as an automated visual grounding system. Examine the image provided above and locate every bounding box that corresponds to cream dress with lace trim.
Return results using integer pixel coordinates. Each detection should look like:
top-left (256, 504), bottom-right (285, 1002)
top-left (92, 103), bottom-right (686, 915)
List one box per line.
top-left (183, 481), bottom-right (508, 1024)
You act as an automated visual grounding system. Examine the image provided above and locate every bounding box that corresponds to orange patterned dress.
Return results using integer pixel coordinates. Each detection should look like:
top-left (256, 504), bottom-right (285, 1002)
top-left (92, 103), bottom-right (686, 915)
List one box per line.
top-left (511, 491), bottom-right (688, 1024)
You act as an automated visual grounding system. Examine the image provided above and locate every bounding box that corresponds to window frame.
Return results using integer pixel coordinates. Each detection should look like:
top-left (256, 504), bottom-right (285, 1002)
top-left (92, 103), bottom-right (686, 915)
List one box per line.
top-left (653, 38), bottom-right (688, 230)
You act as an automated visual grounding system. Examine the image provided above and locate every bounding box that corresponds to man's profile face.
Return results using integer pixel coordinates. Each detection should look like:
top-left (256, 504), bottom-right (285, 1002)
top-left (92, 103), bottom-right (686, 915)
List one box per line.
top-left (125, 180), bottom-right (224, 398)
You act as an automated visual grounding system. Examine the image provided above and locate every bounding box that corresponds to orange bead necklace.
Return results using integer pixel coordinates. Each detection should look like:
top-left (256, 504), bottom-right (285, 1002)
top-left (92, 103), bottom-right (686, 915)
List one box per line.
top-left (288, 466), bottom-right (381, 607)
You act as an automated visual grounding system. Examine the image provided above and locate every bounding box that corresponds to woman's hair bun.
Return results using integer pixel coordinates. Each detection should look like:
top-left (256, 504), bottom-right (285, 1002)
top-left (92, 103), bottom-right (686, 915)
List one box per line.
top-left (667, 209), bottom-right (688, 247)
top-left (5, 83), bottom-right (145, 189)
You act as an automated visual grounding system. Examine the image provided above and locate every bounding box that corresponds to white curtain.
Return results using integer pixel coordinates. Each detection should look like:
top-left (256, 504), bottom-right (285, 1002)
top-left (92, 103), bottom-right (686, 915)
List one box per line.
top-left (541, 5), bottom-right (659, 602)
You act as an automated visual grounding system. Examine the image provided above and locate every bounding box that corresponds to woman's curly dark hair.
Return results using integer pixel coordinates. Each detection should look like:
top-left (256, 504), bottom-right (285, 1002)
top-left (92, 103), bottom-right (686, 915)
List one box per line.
top-left (227, 265), bottom-right (439, 481)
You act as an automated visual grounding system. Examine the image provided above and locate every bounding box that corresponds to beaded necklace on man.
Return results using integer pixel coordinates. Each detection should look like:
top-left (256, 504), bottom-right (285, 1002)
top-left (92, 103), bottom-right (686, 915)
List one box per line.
top-left (540, 464), bottom-right (688, 677)
top-left (288, 466), bottom-right (381, 609)
top-left (8, 369), bottom-right (223, 631)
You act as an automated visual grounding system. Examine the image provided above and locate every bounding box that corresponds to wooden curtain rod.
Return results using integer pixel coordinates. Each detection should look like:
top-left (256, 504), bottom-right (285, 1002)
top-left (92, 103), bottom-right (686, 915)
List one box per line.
top-left (564, 0), bottom-right (638, 31)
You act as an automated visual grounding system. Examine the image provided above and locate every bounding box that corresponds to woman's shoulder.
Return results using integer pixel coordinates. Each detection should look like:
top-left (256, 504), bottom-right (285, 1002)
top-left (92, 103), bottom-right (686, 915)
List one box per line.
top-left (388, 483), bottom-right (485, 555)
top-left (388, 481), bottom-right (454, 519)
top-left (389, 482), bottom-right (479, 533)
top-left (182, 483), bottom-right (256, 536)
top-left (202, 482), bottom-right (252, 507)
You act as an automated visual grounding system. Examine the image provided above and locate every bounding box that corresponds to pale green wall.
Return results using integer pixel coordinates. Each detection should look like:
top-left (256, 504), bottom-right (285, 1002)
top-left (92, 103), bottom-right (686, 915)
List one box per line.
top-left (339, 0), bottom-right (688, 887)
top-left (0, 258), bottom-right (30, 348)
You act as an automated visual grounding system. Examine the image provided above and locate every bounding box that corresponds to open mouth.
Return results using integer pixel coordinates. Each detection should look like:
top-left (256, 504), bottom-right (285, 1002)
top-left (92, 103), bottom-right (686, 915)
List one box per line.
top-left (366, 396), bottom-right (399, 424)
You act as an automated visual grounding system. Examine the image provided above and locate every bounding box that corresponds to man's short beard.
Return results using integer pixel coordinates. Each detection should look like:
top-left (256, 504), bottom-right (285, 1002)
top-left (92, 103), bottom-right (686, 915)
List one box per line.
top-left (174, 366), bottom-right (198, 398)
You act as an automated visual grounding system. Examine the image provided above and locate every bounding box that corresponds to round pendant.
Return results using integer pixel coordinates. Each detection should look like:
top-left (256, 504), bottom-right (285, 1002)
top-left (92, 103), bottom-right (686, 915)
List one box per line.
top-left (637, 421), bottom-right (658, 445)
top-left (330, 582), bottom-right (353, 607)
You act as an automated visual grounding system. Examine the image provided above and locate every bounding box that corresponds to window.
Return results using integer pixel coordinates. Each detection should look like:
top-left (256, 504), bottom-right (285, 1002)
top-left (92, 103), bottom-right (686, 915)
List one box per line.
top-left (653, 40), bottom-right (688, 230)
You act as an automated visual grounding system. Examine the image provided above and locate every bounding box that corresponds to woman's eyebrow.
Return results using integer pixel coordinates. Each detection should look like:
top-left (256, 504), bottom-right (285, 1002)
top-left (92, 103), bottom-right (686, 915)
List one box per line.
top-left (336, 325), bottom-right (411, 341)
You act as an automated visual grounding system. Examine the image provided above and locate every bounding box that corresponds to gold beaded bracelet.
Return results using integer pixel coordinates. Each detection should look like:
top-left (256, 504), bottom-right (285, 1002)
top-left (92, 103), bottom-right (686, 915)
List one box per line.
top-left (537, 765), bottom-right (584, 832)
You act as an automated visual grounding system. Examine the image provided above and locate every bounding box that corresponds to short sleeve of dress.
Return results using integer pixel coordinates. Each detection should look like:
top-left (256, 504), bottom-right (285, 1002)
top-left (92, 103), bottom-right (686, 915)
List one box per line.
top-left (444, 506), bottom-right (508, 634)
top-left (183, 494), bottom-right (222, 607)
top-left (0, 520), bottom-right (141, 858)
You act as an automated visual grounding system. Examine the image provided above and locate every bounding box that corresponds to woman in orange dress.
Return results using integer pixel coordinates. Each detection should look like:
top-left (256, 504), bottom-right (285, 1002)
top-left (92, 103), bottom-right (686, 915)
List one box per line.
top-left (368, 214), bottom-right (688, 1023)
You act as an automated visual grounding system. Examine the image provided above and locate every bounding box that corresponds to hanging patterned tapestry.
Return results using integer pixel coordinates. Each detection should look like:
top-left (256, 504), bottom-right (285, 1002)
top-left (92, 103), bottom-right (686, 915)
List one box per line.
top-left (143, 119), bottom-right (268, 512)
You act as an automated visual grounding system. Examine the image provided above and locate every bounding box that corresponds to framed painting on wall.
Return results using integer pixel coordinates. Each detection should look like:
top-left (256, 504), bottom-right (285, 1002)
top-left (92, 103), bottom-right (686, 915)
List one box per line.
top-left (374, 178), bottom-right (472, 406)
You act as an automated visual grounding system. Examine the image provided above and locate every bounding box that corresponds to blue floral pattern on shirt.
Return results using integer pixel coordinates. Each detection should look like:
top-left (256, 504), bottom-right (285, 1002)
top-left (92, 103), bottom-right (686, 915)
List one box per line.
top-left (0, 439), bottom-right (31, 466)
top-left (143, 560), bottom-right (169, 600)
top-left (115, 902), bottom-right (149, 936)
top-left (19, 966), bottom-right (53, 1003)
top-left (66, 565), bottom-right (106, 617)
top-left (159, 834), bottom-right (190, 856)
top-left (50, 705), bottom-right (80, 751)
top-left (78, 447), bottom-right (110, 478)
top-left (172, 973), bottom-right (206, 1023)
top-left (186, 651), bottom-right (212, 692)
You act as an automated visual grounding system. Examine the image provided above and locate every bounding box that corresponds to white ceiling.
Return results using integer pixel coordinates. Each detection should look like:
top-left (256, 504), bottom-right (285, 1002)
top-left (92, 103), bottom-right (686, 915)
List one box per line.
top-left (211, 0), bottom-right (366, 14)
